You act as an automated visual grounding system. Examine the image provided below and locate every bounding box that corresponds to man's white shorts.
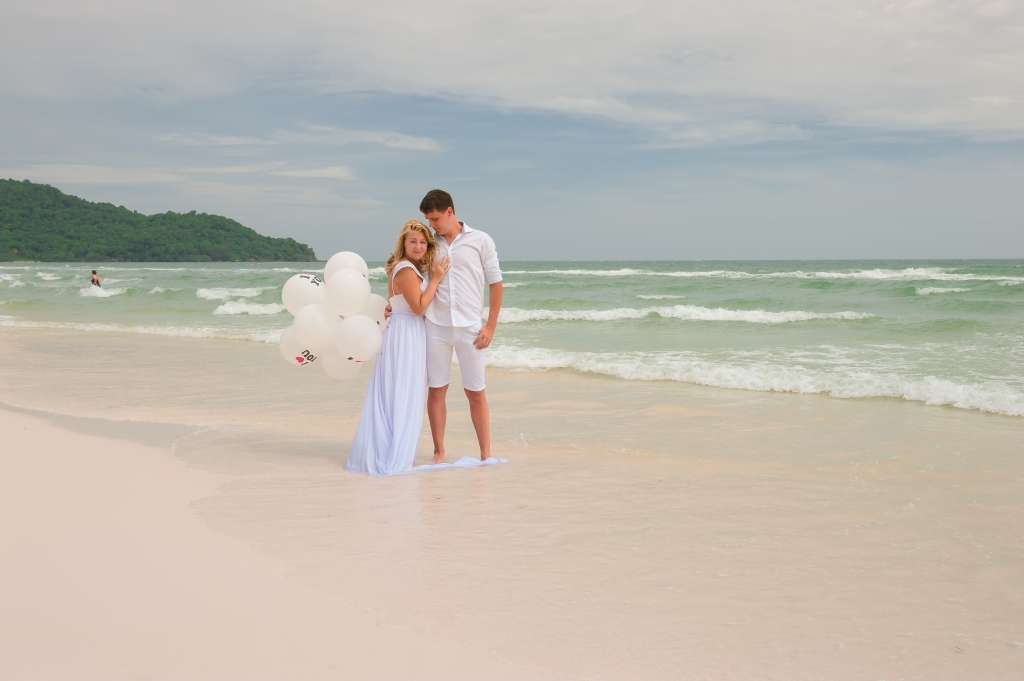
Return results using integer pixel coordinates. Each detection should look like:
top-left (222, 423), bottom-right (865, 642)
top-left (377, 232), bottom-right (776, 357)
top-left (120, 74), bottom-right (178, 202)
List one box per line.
top-left (426, 319), bottom-right (487, 391)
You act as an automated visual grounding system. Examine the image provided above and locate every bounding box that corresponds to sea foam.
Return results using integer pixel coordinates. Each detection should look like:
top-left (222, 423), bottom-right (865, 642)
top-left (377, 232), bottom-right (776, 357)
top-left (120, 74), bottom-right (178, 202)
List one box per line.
top-left (504, 268), bottom-right (647, 277)
top-left (498, 305), bottom-right (873, 324)
top-left (0, 317), bottom-right (283, 343)
top-left (79, 286), bottom-right (126, 298)
top-left (485, 345), bottom-right (1024, 417)
top-left (212, 300), bottom-right (286, 315)
top-left (196, 287), bottom-right (268, 301)
top-left (502, 267), bottom-right (1024, 284)
top-left (917, 287), bottom-right (970, 295)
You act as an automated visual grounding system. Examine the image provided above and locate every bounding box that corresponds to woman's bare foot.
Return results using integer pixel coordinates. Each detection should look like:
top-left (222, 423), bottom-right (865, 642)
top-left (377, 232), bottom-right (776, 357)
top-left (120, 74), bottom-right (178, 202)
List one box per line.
top-left (431, 452), bottom-right (445, 464)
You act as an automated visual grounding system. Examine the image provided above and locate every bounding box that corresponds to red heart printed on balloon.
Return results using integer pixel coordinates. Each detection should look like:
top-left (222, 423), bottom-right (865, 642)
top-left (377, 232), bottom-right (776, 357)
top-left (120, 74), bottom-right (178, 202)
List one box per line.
top-left (295, 356), bottom-right (305, 364)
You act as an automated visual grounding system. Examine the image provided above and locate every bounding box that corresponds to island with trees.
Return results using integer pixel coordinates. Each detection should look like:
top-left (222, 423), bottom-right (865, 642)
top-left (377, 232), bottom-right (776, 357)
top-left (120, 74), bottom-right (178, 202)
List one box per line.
top-left (0, 179), bottom-right (318, 262)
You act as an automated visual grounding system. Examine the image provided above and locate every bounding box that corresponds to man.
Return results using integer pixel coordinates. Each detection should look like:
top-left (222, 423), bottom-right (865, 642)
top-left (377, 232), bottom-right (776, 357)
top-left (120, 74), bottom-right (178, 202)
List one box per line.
top-left (419, 189), bottom-right (503, 462)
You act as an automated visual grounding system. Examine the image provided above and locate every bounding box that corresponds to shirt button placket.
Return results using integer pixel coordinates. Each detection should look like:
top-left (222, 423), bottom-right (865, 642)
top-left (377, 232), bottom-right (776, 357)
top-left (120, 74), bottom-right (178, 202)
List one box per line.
top-left (449, 240), bottom-right (458, 325)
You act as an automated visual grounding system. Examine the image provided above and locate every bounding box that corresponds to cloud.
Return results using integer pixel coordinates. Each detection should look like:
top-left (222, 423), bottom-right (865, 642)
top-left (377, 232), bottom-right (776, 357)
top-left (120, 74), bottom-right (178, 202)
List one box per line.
top-left (161, 127), bottom-right (440, 151)
top-left (158, 133), bottom-right (275, 146)
top-left (4, 1), bottom-right (1023, 144)
top-left (181, 164), bottom-right (355, 180)
top-left (180, 180), bottom-right (351, 205)
top-left (4, 0), bottom-right (1019, 144)
top-left (273, 126), bottom-right (440, 151)
top-left (182, 164), bottom-right (282, 174)
top-left (484, 160), bottom-right (537, 171)
top-left (0, 164), bottom-right (185, 184)
top-left (270, 166), bottom-right (355, 180)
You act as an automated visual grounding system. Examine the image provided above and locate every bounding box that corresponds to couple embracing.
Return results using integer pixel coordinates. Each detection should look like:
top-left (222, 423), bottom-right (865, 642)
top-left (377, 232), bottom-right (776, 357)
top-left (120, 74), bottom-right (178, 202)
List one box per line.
top-left (345, 189), bottom-right (504, 476)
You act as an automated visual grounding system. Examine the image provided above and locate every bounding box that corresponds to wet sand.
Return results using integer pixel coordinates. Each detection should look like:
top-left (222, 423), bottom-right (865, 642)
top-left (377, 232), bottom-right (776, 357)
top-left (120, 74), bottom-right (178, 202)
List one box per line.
top-left (2, 327), bottom-right (1023, 679)
top-left (0, 406), bottom-right (549, 680)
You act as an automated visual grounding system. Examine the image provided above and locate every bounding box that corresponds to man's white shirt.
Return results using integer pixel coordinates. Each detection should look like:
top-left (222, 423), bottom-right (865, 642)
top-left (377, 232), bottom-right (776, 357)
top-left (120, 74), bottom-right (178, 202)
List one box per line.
top-left (425, 223), bottom-right (502, 328)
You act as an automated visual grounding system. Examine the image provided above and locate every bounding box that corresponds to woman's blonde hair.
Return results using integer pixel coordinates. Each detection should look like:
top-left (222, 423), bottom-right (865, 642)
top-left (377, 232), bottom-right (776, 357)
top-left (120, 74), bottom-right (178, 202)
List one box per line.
top-left (385, 219), bottom-right (437, 277)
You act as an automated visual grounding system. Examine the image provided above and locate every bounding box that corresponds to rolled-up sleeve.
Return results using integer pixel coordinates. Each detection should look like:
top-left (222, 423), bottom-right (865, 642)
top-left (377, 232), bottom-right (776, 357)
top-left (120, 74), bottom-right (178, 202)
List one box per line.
top-left (481, 234), bottom-right (502, 285)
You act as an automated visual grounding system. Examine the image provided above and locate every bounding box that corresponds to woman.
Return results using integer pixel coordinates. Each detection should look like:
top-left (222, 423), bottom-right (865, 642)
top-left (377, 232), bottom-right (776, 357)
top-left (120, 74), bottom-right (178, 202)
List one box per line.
top-left (346, 220), bottom-right (450, 475)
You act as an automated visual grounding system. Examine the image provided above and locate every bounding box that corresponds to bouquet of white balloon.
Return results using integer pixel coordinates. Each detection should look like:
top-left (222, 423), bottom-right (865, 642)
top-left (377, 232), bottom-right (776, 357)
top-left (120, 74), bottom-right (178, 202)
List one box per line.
top-left (278, 251), bottom-right (389, 380)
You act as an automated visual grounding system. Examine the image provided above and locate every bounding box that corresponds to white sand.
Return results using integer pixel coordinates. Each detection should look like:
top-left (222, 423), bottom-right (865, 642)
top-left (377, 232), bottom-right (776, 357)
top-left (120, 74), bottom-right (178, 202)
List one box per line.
top-left (0, 407), bottom-right (548, 680)
top-left (2, 328), bottom-right (1024, 679)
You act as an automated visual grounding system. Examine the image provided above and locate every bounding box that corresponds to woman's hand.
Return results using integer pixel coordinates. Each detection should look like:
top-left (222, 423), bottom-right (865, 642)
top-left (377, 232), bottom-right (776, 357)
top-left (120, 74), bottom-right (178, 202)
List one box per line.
top-left (431, 256), bottom-right (451, 281)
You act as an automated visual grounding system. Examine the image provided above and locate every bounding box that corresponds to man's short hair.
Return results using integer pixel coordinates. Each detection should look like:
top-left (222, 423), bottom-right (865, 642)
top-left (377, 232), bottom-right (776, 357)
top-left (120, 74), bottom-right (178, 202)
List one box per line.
top-left (420, 189), bottom-right (454, 215)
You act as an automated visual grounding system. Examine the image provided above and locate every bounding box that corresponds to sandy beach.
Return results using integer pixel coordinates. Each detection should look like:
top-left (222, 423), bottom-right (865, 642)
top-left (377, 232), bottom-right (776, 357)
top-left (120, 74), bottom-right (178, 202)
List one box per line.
top-left (2, 326), bottom-right (1023, 679)
top-left (0, 405), bottom-right (553, 680)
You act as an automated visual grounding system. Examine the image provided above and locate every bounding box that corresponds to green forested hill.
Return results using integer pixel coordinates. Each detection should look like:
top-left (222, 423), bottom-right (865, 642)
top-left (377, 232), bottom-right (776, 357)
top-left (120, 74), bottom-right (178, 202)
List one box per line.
top-left (0, 179), bottom-right (318, 262)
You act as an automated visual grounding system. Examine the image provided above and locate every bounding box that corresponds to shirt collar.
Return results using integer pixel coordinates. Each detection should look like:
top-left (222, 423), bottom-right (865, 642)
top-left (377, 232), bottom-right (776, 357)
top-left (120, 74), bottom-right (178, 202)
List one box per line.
top-left (459, 222), bottom-right (473, 235)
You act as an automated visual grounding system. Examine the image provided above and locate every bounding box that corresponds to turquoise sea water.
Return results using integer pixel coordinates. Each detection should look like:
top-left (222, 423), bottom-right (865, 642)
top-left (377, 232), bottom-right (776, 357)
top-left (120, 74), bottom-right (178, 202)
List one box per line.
top-left (2, 260), bottom-right (1023, 417)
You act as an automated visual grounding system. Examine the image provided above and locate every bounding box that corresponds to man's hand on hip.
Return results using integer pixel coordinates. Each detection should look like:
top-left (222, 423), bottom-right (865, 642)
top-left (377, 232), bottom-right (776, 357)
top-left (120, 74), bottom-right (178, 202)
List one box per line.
top-left (474, 325), bottom-right (495, 349)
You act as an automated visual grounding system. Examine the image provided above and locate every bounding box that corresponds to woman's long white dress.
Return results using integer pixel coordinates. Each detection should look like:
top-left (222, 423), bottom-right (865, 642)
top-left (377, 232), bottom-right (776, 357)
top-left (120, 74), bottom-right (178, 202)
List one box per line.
top-left (345, 261), bottom-right (428, 476)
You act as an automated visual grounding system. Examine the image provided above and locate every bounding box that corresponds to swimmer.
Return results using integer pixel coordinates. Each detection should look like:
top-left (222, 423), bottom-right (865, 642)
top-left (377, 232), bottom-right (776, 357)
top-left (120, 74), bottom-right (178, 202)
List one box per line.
top-left (90, 270), bottom-right (102, 287)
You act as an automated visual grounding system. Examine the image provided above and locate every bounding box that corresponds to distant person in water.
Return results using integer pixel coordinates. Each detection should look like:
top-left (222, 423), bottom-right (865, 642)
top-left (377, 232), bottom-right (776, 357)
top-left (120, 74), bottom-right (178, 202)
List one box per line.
top-left (90, 270), bottom-right (101, 287)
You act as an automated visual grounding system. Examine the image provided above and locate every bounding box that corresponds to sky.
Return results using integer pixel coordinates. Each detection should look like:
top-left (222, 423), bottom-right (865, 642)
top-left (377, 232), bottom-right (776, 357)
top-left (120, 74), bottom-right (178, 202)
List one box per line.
top-left (2, 0), bottom-right (1023, 260)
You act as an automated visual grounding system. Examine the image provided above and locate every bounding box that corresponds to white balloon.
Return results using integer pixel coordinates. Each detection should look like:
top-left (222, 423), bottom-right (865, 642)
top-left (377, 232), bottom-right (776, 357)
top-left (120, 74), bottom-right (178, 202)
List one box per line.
top-left (292, 303), bottom-right (340, 351)
top-left (320, 350), bottom-right (362, 380)
top-left (281, 273), bottom-right (325, 316)
top-left (324, 268), bottom-right (371, 317)
top-left (334, 314), bottom-right (383, 361)
top-left (324, 251), bottom-right (369, 281)
top-left (278, 325), bottom-right (319, 367)
top-left (359, 293), bottom-right (389, 329)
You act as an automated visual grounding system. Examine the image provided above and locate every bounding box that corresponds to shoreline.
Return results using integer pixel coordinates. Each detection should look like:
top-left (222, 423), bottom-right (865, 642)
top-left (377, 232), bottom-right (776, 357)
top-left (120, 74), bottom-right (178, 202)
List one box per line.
top-left (2, 323), bottom-right (1023, 423)
top-left (2, 327), bottom-right (1023, 679)
top-left (5, 256), bottom-right (1024, 421)
top-left (0, 404), bottom-right (550, 680)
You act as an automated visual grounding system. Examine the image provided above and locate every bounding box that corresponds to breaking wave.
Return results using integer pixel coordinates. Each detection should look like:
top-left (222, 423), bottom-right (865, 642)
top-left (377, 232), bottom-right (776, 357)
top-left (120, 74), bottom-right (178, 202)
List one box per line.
top-left (486, 345), bottom-right (1024, 417)
top-left (196, 287), bottom-right (269, 301)
top-left (0, 317), bottom-right (283, 343)
top-left (79, 286), bottom-right (126, 298)
top-left (917, 287), bottom-right (970, 295)
top-left (212, 300), bottom-right (286, 315)
top-left (502, 267), bottom-right (1024, 284)
top-left (498, 305), bottom-right (874, 324)
top-left (504, 268), bottom-right (646, 277)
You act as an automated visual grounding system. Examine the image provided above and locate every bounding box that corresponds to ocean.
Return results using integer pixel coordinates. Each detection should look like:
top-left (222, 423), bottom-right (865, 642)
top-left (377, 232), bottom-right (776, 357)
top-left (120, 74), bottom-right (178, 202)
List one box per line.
top-left (2, 259), bottom-right (1023, 417)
